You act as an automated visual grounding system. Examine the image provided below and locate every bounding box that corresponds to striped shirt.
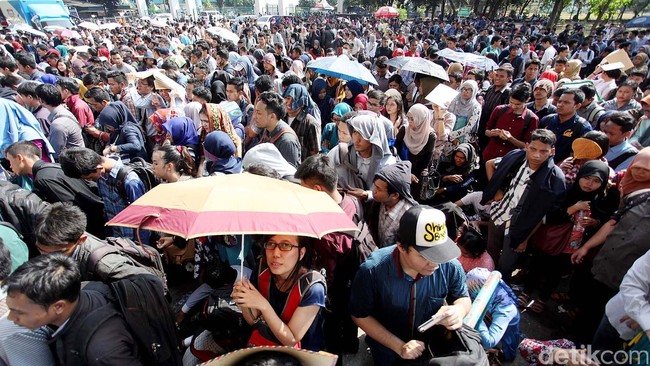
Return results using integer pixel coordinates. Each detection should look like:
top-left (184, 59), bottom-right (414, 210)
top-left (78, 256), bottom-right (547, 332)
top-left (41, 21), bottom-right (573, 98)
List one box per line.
top-left (490, 162), bottom-right (533, 226)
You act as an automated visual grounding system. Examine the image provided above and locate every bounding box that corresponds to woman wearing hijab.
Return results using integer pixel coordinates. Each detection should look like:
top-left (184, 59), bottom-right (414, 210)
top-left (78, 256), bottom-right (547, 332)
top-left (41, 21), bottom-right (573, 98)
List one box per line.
top-left (353, 94), bottom-right (368, 111)
top-left (561, 59), bottom-right (583, 81)
top-left (312, 78), bottom-right (334, 125)
top-left (149, 109), bottom-right (180, 144)
top-left (242, 143), bottom-right (297, 181)
top-left (198, 102), bottom-right (242, 175)
top-left (289, 60), bottom-right (305, 80)
top-left (309, 39), bottom-right (324, 59)
top-left (395, 104), bottom-right (435, 197)
top-left (445, 80), bottom-right (482, 160)
top-left (321, 103), bottom-right (352, 153)
top-left (433, 143), bottom-right (480, 204)
top-left (466, 268), bottom-right (521, 362)
top-left (522, 161), bottom-right (617, 314)
top-left (328, 113), bottom-right (396, 196)
top-left (631, 52), bottom-right (649, 75)
top-left (203, 131), bottom-right (243, 175)
top-left (234, 55), bottom-right (259, 94)
top-left (96, 100), bottom-right (148, 162)
top-left (210, 80), bottom-right (227, 104)
top-left (162, 116), bottom-right (199, 149)
top-left (342, 80), bottom-right (364, 108)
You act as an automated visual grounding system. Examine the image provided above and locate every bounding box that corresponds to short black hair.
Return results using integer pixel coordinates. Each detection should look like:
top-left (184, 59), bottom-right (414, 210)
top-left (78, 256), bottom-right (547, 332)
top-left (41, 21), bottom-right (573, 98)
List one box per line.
top-left (16, 80), bottom-right (41, 98)
top-left (58, 147), bottom-right (103, 178)
top-left (0, 239), bottom-right (10, 281)
top-left (510, 82), bottom-right (532, 103)
top-left (5, 253), bottom-right (81, 308)
top-left (15, 52), bottom-right (36, 69)
top-left (294, 155), bottom-right (338, 192)
top-left (604, 68), bottom-right (622, 79)
top-left (257, 91), bottom-right (285, 120)
top-left (82, 72), bottom-right (102, 87)
top-left (0, 55), bottom-right (17, 71)
top-left (227, 76), bottom-right (245, 92)
top-left (560, 88), bottom-right (585, 104)
top-left (605, 112), bottom-right (635, 133)
top-left (525, 59), bottom-right (541, 70)
top-left (56, 77), bottom-right (80, 95)
top-left (530, 128), bottom-right (557, 146)
top-left (457, 228), bottom-right (486, 258)
top-left (449, 72), bottom-right (463, 83)
top-left (367, 89), bottom-right (385, 104)
top-left (281, 74), bottom-right (302, 89)
top-left (255, 75), bottom-right (274, 94)
top-left (106, 70), bottom-right (128, 85)
top-left (1, 74), bottom-right (22, 89)
top-left (245, 163), bottom-right (282, 179)
top-left (192, 86), bottom-right (212, 102)
top-left (161, 59), bottom-right (179, 71)
top-left (4, 140), bottom-right (41, 160)
top-left (84, 87), bottom-right (111, 103)
top-left (578, 83), bottom-right (597, 100)
top-left (35, 83), bottom-right (62, 107)
top-left (36, 203), bottom-right (87, 247)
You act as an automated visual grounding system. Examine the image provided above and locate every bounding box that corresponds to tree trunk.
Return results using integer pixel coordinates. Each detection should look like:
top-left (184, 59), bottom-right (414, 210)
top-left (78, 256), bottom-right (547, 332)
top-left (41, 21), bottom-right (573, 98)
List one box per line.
top-left (448, 0), bottom-right (458, 17)
top-left (617, 5), bottom-right (627, 20)
top-left (547, 0), bottom-right (564, 28)
top-left (590, 2), bottom-right (609, 33)
top-left (487, 0), bottom-right (502, 18)
top-left (440, 0), bottom-right (446, 18)
top-left (472, 0), bottom-right (480, 14)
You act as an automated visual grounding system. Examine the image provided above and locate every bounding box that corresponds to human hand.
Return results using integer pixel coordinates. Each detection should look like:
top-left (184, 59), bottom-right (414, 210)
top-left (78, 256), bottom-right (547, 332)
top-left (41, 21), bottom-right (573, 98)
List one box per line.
top-left (411, 174), bottom-right (419, 183)
top-left (347, 188), bottom-right (369, 200)
top-left (435, 305), bottom-right (466, 330)
top-left (574, 201), bottom-right (591, 212)
top-left (571, 247), bottom-right (589, 264)
top-left (175, 310), bottom-right (186, 325)
top-left (560, 158), bottom-right (574, 170)
top-left (581, 217), bottom-right (599, 227)
top-left (151, 94), bottom-right (162, 109)
top-left (499, 130), bottom-right (512, 141)
top-left (157, 236), bottom-right (175, 249)
top-left (399, 340), bottom-right (425, 360)
top-left (447, 175), bottom-right (463, 183)
top-left (452, 139), bottom-right (460, 146)
top-left (620, 315), bottom-right (642, 332)
top-left (514, 241), bottom-right (528, 253)
top-left (231, 278), bottom-right (267, 311)
top-left (102, 146), bottom-right (112, 156)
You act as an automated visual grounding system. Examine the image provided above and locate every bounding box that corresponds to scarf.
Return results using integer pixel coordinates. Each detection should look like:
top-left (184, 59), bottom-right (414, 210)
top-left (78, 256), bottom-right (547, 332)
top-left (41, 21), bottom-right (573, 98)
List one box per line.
top-left (149, 108), bottom-right (180, 144)
top-left (211, 80), bottom-right (227, 104)
top-left (448, 80), bottom-right (480, 118)
top-left (374, 160), bottom-right (416, 205)
top-left (562, 60), bottom-right (582, 80)
top-left (242, 143), bottom-right (297, 178)
top-left (620, 147), bottom-right (650, 197)
top-left (466, 268), bottom-right (517, 308)
top-left (312, 78), bottom-right (333, 119)
top-left (565, 160), bottom-right (610, 205)
top-left (290, 60), bottom-right (305, 79)
top-left (447, 143), bottom-right (480, 176)
top-left (283, 84), bottom-right (315, 116)
top-left (404, 104), bottom-right (432, 155)
top-left (163, 117), bottom-right (199, 146)
top-left (201, 102), bottom-right (242, 157)
top-left (331, 102), bottom-right (352, 118)
top-left (343, 80), bottom-right (364, 106)
top-left (235, 56), bottom-right (258, 89)
top-left (354, 94), bottom-right (368, 110)
top-left (203, 131), bottom-right (242, 175)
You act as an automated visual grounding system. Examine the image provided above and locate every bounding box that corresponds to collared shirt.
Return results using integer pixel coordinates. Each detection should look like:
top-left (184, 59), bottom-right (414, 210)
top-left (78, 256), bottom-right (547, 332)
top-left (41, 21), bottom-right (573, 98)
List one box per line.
top-left (350, 246), bottom-right (468, 353)
top-left (539, 113), bottom-right (592, 163)
top-left (119, 87), bottom-right (137, 117)
top-left (483, 106), bottom-right (539, 161)
top-left (288, 111), bottom-right (321, 160)
top-left (602, 98), bottom-right (642, 112)
top-left (490, 162), bottom-right (533, 226)
top-left (482, 85), bottom-right (510, 113)
top-left (65, 94), bottom-right (95, 128)
top-left (378, 199), bottom-right (413, 247)
top-left (373, 70), bottom-right (393, 92)
top-left (605, 141), bottom-right (638, 172)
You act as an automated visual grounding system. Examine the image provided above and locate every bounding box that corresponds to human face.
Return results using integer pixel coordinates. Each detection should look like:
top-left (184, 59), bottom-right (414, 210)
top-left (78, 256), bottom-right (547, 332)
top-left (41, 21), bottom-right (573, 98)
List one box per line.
top-left (57, 61), bottom-right (67, 74)
top-left (493, 70), bottom-right (509, 87)
top-left (6, 292), bottom-right (58, 330)
top-left (556, 93), bottom-right (579, 117)
top-left (554, 63), bottom-right (566, 73)
top-left (265, 235), bottom-right (304, 280)
top-left (509, 97), bottom-right (526, 114)
top-left (199, 112), bottom-right (210, 131)
top-left (87, 98), bottom-right (106, 113)
top-left (602, 121), bottom-right (627, 146)
top-left (337, 120), bottom-right (351, 143)
top-left (367, 98), bottom-right (382, 114)
top-left (344, 86), bottom-right (353, 99)
top-left (6, 153), bottom-right (28, 176)
top-left (107, 77), bottom-right (122, 95)
top-left (616, 86), bottom-right (634, 105)
top-left (525, 64), bottom-right (539, 80)
top-left (533, 86), bottom-right (548, 101)
top-left (460, 85), bottom-right (473, 100)
top-left (151, 150), bottom-right (170, 180)
top-left (453, 151), bottom-right (466, 167)
top-left (194, 68), bottom-right (207, 81)
top-left (578, 175), bottom-right (602, 193)
top-left (525, 139), bottom-right (554, 170)
top-left (111, 53), bottom-right (123, 67)
top-left (226, 84), bottom-right (240, 102)
top-left (352, 130), bottom-right (372, 155)
top-left (354, 102), bottom-right (365, 112)
top-left (371, 178), bottom-right (394, 203)
top-left (385, 97), bottom-right (398, 116)
top-left (643, 102), bottom-right (650, 119)
top-left (398, 245), bottom-right (438, 277)
top-left (388, 81), bottom-right (400, 90)
top-left (136, 79), bottom-right (153, 95)
top-left (254, 100), bottom-right (272, 129)
top-left (630, 166), bottom-right (650, 182)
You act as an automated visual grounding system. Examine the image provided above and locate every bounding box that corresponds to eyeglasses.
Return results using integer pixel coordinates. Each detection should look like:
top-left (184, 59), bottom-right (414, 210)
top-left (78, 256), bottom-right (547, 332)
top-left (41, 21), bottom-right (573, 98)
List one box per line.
top-left (263, 242), bottom-right (299, 251)
top-left (461, 87), bottom-right (473, 92)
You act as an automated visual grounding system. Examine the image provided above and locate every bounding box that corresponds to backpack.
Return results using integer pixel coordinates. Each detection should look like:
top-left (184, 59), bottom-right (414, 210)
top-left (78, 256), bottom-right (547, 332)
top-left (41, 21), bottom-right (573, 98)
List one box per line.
top-left (72, 275), bottom-right (182, 366)
top-left (87, 237), bottom-right (168, 293)
top-left (115, 157), bottom-right (159, 201)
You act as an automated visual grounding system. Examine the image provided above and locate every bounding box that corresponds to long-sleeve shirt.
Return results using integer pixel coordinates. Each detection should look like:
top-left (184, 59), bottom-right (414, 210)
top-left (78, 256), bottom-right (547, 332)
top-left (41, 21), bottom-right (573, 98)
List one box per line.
top-left (621, 250), bottom-right (650, 333)
top-left (47, 105), bottom-right (84, 159)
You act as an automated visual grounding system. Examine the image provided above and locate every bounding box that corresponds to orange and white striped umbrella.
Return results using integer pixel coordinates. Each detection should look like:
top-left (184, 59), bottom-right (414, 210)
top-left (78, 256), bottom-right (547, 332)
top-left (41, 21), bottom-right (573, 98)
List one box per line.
top-left (107, 173), bottom-right (357, 239)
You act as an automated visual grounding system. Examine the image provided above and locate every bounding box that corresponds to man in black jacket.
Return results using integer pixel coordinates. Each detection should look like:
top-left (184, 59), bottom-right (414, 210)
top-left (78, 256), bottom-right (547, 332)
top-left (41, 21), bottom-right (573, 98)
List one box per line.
top-left (4, 141), bottom-right (106, 238)
top-left (481, 129), bottom-right (566, 283)
top-left (0, 181), bottom-right (48, 256)
top-left (5, 253), bottom-right (143, 366)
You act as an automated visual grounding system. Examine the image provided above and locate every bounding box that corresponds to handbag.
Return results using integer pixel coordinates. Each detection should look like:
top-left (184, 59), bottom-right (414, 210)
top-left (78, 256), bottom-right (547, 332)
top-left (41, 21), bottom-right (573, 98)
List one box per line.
top-left (406, 324), bottom-right (489, 366)
top-left (420, 159), bottom-right (441, 201)
top-left (529, 222), bottom-right (573, 256)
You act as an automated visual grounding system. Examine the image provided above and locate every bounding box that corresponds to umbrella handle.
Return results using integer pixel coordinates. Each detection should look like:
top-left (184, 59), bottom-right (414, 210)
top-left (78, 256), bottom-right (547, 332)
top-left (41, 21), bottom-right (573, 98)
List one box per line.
top-left (136, 213), bottom-right (160, 247)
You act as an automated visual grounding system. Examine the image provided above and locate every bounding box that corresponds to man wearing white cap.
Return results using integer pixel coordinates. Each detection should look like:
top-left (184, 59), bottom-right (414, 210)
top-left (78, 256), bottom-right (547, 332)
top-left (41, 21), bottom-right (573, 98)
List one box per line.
top-left (350, 205), bottom-right (470, 364)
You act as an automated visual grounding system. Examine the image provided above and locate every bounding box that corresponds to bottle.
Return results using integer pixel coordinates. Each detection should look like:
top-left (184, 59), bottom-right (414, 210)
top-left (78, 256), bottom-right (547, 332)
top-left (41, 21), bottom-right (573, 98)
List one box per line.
top-left (574, 210), bottom-right (587, 233)
top-left (568, 210), bottom-right (590, 252)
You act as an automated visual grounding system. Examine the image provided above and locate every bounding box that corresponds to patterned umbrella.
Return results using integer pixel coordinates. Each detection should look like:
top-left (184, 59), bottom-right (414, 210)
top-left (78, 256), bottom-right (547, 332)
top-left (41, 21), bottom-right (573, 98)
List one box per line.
top-left (375, 6), bottom-right (399, 18)
top-left (107, 173), bottom-right (357, 239)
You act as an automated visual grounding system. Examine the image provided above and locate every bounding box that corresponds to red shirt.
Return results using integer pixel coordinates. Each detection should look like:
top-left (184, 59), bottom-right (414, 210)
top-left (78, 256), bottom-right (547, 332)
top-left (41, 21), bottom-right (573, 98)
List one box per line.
top-left (66, 94), bottom-right (95, 128)
top-left (405, 50), bottom-right (420, 57)
top-left (482, 104), bottom-right (539, 161)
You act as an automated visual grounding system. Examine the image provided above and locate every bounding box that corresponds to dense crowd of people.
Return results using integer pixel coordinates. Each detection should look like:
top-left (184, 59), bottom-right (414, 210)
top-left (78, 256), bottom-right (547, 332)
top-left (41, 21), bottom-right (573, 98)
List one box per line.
top-left (0, 10), bottom-right (649, 366)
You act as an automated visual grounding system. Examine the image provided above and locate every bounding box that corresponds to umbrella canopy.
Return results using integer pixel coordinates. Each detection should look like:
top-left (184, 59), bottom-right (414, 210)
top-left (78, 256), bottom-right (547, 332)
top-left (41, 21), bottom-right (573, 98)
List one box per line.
top-left (131, 69), bottom-right (186, 100)
top-left (375, 6), bottom-right (399, 18)
top-left (205, 346), bottom-right (338, 366)
top-left (206, 27), bottom-right (239, 43)
top-left (626, 16), bottom-right (650, 28)
top-left (77, 21), bottom-right (99, 31)
top-left (150, 20), bottom-right (168, 28)
top-left (107, 174), bottom-right (358, 239)
top-left (54, 28), bottom-right (81, 39)
top-left (436, 48), bottom-right (499, 70)
top-left (307, 55), bottom-right (378, 85)
top-left (99, 22), bottom-right (122, 30)
top-left (313, 0), bottom-right (335, 10)
top-left (386, 56), bottom-right (450, 82)
top-left (43, 25), bottom-right (66, 32)
top-left (10, 24), bottom-right (47, 38)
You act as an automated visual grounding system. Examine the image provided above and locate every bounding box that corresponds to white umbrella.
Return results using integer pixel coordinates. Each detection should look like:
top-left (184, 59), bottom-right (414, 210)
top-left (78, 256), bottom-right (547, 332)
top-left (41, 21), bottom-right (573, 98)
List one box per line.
top-left (130, 70), bottom-right (186, 100)
top-left (99, 22), bottom-right (122, 30)
top-left (206, 27), bottom-right (239, 43)
top-left (150, 20), bottom-right (168, 28)
top-left (77, 21), bottom-right (99, 31)
top-left (10, 24), bottom-right (47, 38)
top-left (386, 56), bottom-right (450, 82)
top-left (42, 25), bottom-right (66, 32)
top-left (436, 48), bottom-right (499, 70)
top-left (307, 55), bottom-right (378, 85)
top-left (72, 45), bottom-right (91, 53)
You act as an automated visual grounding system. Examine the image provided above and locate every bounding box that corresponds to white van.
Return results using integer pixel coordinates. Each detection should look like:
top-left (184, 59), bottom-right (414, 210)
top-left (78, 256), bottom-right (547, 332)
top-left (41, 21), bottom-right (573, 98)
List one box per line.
top-left (200, 10), bottom-right (224, 21)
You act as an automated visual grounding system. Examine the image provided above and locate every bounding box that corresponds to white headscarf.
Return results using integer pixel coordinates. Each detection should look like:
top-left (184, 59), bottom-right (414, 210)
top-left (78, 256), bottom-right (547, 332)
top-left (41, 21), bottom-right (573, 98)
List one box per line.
top-left (448, 80), bottom-right (480, 118)
top-left (184, 101), bottom-right (202, 131)
top-left (242, 143), bottom-right (297, 178)
top-left (404, 104), bottom-right (432, 155)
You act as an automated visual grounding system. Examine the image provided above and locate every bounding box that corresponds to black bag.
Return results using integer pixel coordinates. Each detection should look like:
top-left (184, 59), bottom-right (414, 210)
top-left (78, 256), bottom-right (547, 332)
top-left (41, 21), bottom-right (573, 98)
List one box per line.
top-left (87, 237), bottom-right (168, 293)
top-left (201, 259), bottom-right (238, 288)
top-left (406, 324), bottom-right (489, 366)
top-left (420, 159), bottom-right (441, 201)
top-left (72, 275), bottom-right (182, 366)
top-left (115, 157), bottom-right (159, 201)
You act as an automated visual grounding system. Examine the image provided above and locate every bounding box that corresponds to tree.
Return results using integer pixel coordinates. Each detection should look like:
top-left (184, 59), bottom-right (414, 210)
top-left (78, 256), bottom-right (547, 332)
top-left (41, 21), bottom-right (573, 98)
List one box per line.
top-left (587, 0), bottom-right (632, 31)
top-left (631, 0), bottom-right (650, 17)
top-left (299, 0), bottom-right (316, 8)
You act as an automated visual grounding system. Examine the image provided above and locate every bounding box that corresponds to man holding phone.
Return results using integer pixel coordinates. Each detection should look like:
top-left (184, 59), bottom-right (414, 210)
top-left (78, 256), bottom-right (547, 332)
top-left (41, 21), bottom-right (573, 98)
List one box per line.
top-left (349, 205), bottom-right (471, 364)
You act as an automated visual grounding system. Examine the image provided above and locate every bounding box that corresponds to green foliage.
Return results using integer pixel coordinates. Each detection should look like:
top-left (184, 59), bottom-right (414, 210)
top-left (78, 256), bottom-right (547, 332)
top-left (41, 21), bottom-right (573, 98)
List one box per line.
top-left (398, 8), bottom-right (406, 19)
top-left (588, 0), bottom-right (632, 18)
top-left (298, 0), bottom-right (316, 7)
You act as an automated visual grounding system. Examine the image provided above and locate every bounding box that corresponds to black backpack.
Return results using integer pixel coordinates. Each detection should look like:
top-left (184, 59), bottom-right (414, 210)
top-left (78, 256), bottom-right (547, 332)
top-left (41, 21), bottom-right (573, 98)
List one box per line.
top-left (72, 275), bottom-right (182, 366)
top-left (115, 157), bottom-right (159, 202)
top-left (87, 237), bottom-right (168, 293)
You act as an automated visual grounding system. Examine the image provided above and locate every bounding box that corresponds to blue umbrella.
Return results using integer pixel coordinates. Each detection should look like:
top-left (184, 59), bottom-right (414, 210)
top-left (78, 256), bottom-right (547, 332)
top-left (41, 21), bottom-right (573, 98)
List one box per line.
top-left (307, 55), bottom-right (378, 85)
top-left (626, 16), bottom-right (650, 29)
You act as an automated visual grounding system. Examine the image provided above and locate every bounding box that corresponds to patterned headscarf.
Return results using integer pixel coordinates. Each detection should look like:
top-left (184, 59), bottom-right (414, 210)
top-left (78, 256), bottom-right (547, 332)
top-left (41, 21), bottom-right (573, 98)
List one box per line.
top-left (149, 108), bottom-right (180, 144)
top-left (201, 103), bottom-right (242, 157)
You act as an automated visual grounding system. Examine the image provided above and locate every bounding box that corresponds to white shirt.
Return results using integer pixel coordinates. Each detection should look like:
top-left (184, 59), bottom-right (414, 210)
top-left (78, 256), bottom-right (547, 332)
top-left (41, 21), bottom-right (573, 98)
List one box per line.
top-left (593, 78), bottom-right (617, 100)
top-left (572, 49), bottom-right (594, 67)
top-left (540, 46), bottom-right (557, 70)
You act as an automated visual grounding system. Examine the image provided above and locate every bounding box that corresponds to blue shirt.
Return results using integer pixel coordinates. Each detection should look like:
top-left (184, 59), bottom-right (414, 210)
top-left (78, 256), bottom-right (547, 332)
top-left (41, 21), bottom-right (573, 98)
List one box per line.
top-left (539, 113), bottom-right (592, 163)
top-left (350, 246), bottom-right (468, 355)
top-left (605, 141), bottom-right (638, 172)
